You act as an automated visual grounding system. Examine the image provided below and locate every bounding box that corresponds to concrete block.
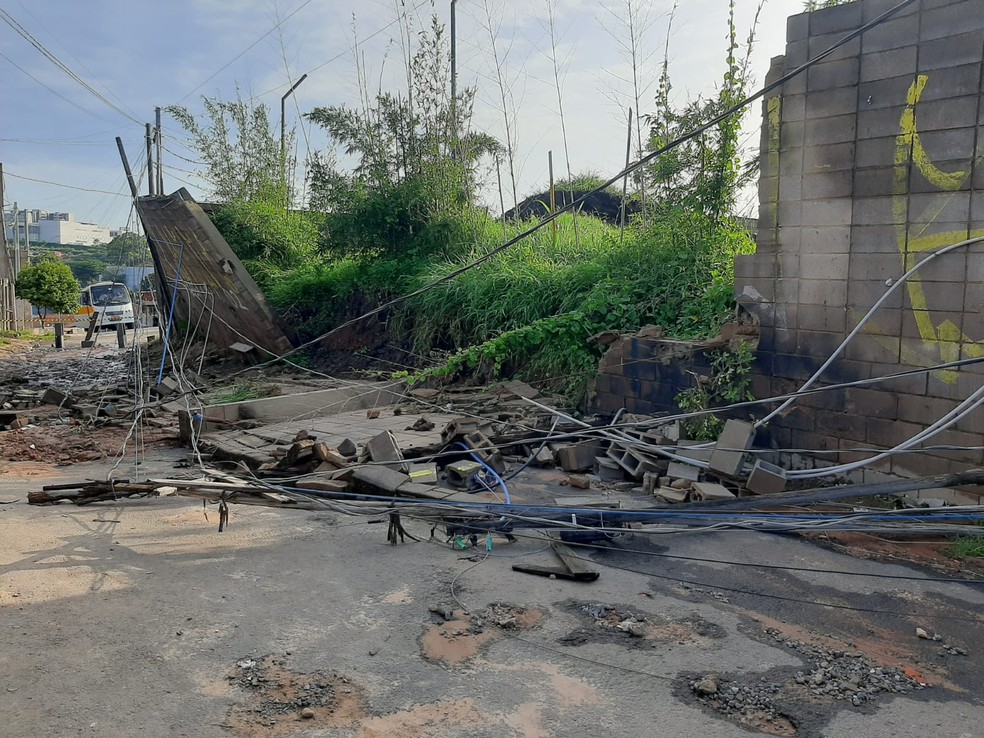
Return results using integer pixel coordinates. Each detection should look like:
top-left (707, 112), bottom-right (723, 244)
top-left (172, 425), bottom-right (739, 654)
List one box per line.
top-left (801, 226), bottom-right (852, 254)
top-left (605, 445), bottom-right (662, 481)
top-left (655, 487), bottom-right (689, 504)
top-left (851, 196), bottom-right (903, 226)
top-left (446, 460), bottom-right (483, 487)
top-left (366, 430), bottom-right (409, 472)
top-left (556, 441), bottom-right (605, 472)
top-left (462, 429), bottom-right (505, 474)
top-left (798, 279), bottom-right (847, 306)
top-left (804, 114), bottom-right (856, 145)
top-left (41, 387), bottom-right (73, 407)
top-left (801, 171), bottom-right (853, 200)
top-left (667, 460), bottom-right (701, 481)
top-left (786, 12), bottom-right (809, 42)
top-left (295, 478), bottom-right (349, 492)
top-left (803, 142), bottom-right (855, 173)
top-left (861, 14), bottom-right (919, 52)
top-left (406, 464), bottom-right (438, 485)
top-left (809, 1), bottom-right (862, 35)
top-left (746, 460), bottom-right (788, 495)
top-left (921, 1), bottom-right (984, 41)
top-left (594, 456), bottom-right (625, 482)
top-left (859, 45), bottom-right (917, 82)
top-left (807, 59), bottom-right (859, 92)
top-left (353, 465), bottom-right (409, 494)
top-left (691, 482), bottom-right (737, 502)
top-left (708, 420), bottom-right (755, 478)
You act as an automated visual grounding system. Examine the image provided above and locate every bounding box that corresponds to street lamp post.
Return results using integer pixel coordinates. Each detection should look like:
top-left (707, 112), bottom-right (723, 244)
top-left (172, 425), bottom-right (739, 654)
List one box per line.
top-left (280, 73), bottom-right (309, 191)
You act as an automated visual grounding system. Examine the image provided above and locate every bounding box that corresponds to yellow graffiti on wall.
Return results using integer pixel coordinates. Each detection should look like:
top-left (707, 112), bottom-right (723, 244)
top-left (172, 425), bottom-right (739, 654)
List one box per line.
top-left (893, 74), bottom-right (984, 379)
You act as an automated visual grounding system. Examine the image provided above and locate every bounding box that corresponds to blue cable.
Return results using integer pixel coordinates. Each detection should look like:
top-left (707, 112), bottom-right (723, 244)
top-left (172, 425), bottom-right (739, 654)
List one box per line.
top-left (157, 243), bottom-right (185, 385)
top-left (454, 442), bottom-right (512, 505)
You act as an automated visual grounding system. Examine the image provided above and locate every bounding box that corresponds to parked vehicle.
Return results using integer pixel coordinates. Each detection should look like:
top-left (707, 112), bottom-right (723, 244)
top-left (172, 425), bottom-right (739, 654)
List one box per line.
top-left (78, 281), bottom-right (135, 330)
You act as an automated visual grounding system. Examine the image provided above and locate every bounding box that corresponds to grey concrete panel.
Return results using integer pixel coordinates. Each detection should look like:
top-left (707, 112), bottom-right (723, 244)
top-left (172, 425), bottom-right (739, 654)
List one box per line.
top-left (913, 127), bottom-right (977, 163)
top-left (862, 0), bottom-right (921, 21)
top-left (801, 225), bottom-right (853, 253)
top-left (860, 14), bottom-right (920, 53)
top-left (778, 200), bottom-right (803, 227)
top-left (918, 63), bottom-right (983, 102)
top-left (805, 86), bottom-right (861, 118)
top-left (920, 1), bottom-right (984, 41)
top-left (802, 170), bottom-right (854, 199)
top-left (908, 191), bottom-right (971, 224)
top-left (799, 278), bottom-right (847, 306)
top-left (786, 11), bottom-right (810, 43)
top-left (857, 107), bottom-right (909, 140)
top-left (854, 136), bottom-right (900, 168)
top-left (852, 196), bottom-right (905, 226)
top-left (802, 252), bottom-right (850, 280)
top-left (859, 74), bottom-right (923, 109)
top-left (848, 279), bottom-right (904, 310)
top-left (809, 2), bottom-right (863, 35)
top-left (808, 32), bottom-right (861, 62)
top-left (848, 252), bottom-right (907, 281)
top-left (913, 96), bottom-right (980, 130)
top-left (802, 198), bottom-right (854, 227)
top-left (917, 30), bottom-right (984, 71)
top-left (781, 93), bottom-right (806, 122)
top-left (851, 224), bottom-right (906, 253)
top-left (853, 166), bottom-right (896, 198)
top-left (803, 141), bottom-right (856, 172)
top-left (804, 113), bottom-right (857, 144)
top-left (807, 59), bottom-right (860, 92)
top-left (859, 45), bottom-right (918, 83)
top-left (779, 175), bottom-right (803, 202)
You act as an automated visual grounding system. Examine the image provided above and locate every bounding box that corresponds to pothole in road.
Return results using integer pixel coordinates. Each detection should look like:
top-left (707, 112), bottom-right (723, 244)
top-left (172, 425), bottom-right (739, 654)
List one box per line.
top-left (419, 601), bottom-right (543, 665)
top-left (557, 601), bottom-right (726, 649)
top-left (223, 655), bottom-right (366, 736)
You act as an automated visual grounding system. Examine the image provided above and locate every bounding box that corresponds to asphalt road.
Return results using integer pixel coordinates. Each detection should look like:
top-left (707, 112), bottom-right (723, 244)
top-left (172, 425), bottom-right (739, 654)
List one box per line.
top-left (1, 448), bottom-right (983, 738)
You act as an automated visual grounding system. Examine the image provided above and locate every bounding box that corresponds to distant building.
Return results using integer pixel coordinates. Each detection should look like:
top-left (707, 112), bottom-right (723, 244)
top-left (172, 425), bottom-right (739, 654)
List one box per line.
top-left (4, 209), bottom-right (111, 246)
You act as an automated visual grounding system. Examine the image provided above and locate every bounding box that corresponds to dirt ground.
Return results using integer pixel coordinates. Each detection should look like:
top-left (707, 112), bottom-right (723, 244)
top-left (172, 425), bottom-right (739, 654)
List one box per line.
top-left (3, 336), bottom-right (984, 737)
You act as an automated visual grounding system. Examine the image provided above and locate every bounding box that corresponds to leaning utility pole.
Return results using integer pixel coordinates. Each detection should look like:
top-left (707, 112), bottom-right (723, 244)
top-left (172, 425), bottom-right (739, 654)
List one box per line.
top-left (145, 123), bottom-right (155, 196)
top-left (155, 106), bottom-right (164, 195)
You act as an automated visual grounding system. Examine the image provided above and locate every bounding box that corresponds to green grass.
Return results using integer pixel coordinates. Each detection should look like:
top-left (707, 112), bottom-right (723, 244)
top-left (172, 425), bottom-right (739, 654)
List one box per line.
top-left (210, 379), bottom-right (279, 404)
top-left (950, 536), bottom-right (984, 558)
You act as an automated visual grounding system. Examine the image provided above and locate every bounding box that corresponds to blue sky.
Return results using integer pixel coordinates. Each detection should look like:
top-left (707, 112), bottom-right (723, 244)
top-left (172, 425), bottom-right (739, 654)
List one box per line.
top-left (0, 0), bottom-right (796, 231)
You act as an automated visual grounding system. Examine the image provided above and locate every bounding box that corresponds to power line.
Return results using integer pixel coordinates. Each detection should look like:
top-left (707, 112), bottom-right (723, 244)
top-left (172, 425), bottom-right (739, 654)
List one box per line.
top-left (174, 0), bottom-right (316, 105)
top-left (4, 171), bottom-right (132, 198)
top-left (0, 9), bottom-right (143, 126)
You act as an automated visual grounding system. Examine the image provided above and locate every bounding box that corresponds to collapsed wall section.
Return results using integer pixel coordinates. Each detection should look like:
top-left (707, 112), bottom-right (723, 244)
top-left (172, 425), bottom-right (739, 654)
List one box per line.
top-left (737, 0), bottom-right (984, 477)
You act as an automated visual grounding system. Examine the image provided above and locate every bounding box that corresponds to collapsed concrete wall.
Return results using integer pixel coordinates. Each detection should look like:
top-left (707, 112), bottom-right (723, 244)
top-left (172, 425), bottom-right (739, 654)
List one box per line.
top-left (135, 189), bottom-right (294, 357)
top-left (736, 0), bottom-right (984, 477)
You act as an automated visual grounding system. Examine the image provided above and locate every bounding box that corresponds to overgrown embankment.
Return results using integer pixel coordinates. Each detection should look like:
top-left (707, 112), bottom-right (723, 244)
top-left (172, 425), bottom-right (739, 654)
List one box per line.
top-left (212, 200), bottom-right (753, 398)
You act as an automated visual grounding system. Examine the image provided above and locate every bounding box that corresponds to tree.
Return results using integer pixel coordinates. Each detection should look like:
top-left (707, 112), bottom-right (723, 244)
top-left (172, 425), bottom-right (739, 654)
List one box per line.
top-left (167, 91), bottom-right (289, 205)
top-left (15, 259), bottom-right (80, 328)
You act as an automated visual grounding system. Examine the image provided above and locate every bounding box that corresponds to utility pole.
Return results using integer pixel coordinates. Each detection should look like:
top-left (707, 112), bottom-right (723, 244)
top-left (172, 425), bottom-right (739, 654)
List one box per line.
top-left (155, 106), bottom-right (164, 195)
top-left (280, 74), bottom-right (308, 193)
top-left (145, 123), bottom-right (155, 196)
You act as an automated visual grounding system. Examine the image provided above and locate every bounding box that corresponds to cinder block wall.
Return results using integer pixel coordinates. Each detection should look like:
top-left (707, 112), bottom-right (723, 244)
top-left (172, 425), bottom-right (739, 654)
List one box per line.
top-left (737, 0), bottom-right (984, 477)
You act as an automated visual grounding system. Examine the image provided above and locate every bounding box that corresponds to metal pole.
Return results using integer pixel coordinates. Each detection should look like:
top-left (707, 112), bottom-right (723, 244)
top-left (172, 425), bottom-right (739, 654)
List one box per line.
top-left (620, 107), bottom-right (632, 245)
top-left (280, 74), bottom-right (308, 173)
top-left (116, 137), bottom-right (139, 198)
top-left (145, 123), bottom-right (155, 196)
top-left (155, 107), bottom-right (164, 195)
top-left (548, 150), bottom-right (556, 246)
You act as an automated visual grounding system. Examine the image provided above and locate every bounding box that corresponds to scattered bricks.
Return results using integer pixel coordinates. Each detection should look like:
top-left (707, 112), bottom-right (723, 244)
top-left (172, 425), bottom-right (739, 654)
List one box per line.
top-left (409, 388), bottom-right (440, 400)
top-left (708, 420), bottom-right (755, 479)
top-left (353, 465), bottom-right (408, 495)
top-left (657, 420), bottom-right (681, 443)
top-left (228, 342), bottom-right (259, 365)
top-left (5, 416), bottom-right (29, 430)
top-left (366, 408), bottom-right (381, 419)
top-left (447, 460), bottom-right (483, 488)
top-left (41, 387), bottom-right (74, 407)
top-left (532, 446), bottom-right (556, 467)
top-left (406, 416), bottom-right (436, 432)
top-left (593, 456), bottom-right (625, 482)
top-left (746, 460), bottom-right (788, 495)
top-left (284, 438), bottom-right (317, 467)
top-left (312, 443), bottom-right (350, 468)
top-left (691, 482), bottom-right (737, 502)
top-left (667, 460), bottom-right (701, 481)
top-left (463, 430), bottom-right (505, 475)
top-left (337, 438), bottom-right (358, 457)
top-left (568, 475), bottom-right (591, 490)
top-left (157, 375), bottom-right (181, 397)
top-left (366, 430), bottom-right (408, 472)
top-left (655, 487), bottom-right (689, 504)
top-left (642, 471), bottom-right (660, 495)
top-left (555, 441), bottom-right (605, 472)
top-left (670, 477), bottom-right (691, 490)
top-left (441, 417), bottom-right (494, 444)
top-left (408, 464), bottom-right (438, 485)
top-left (295, 478), bottom-right (349, 493)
